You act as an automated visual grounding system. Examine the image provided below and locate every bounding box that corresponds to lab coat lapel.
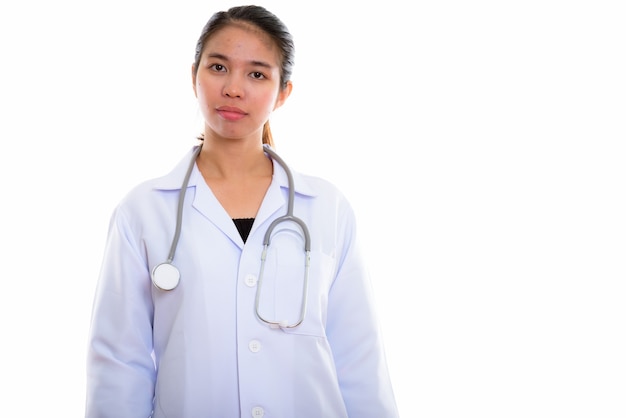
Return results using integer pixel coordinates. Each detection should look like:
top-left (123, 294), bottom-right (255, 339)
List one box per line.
top-left (254, 169), bottom-right (288, 230)
top-left (254, 157), bottom-right (316, 231)
top-left (190, 168), bottom-right (245, 247)
top-left (153, 146), bottom-right (254, 247)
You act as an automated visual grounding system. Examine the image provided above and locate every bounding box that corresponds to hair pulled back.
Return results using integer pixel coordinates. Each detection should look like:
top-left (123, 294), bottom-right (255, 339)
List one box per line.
top-left (193, 5), bottom-right (295, 147)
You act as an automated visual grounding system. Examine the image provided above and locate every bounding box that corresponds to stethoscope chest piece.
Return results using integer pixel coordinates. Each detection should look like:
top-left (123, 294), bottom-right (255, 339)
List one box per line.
top-left (151, 262), bottom-right (181, 291)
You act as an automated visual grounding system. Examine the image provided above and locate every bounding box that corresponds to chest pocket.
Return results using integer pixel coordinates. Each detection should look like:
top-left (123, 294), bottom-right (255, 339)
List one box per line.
top-left (257, 227), bottom-right (335, 337)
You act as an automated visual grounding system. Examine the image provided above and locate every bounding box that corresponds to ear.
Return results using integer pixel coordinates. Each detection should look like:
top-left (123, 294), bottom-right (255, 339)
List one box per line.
top-left (191, 64), bottom-right (198, 97)
top-left (273, 81), bottom-right (293, 110)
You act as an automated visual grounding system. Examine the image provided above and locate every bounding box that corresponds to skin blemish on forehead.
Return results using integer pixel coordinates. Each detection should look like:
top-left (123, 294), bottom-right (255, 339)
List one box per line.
top-left (232, 21), bottom-right (277, 48)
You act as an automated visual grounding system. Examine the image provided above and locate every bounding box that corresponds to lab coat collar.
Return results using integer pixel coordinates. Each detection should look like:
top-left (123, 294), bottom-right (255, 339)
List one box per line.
top-left (151, 146), bottom-right (317, 248)
top-left (151, 146), bottom-right (202, 191)
top-left (151, 145), bottom-right (317, 198)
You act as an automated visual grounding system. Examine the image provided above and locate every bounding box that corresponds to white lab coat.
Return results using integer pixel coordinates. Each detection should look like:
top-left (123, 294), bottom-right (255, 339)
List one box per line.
top-left (86, 146), bottom-right (398, 418)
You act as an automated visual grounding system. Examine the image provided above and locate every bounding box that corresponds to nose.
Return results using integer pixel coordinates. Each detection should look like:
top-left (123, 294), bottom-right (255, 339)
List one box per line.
top-left (223, 76), bottom-right (243, 98)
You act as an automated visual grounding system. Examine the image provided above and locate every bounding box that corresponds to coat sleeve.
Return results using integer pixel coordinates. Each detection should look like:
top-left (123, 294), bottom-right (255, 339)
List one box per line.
top-left (325, 202), bottom-right (400, 418)
top-left (85, 204), bottom-right (155, 418)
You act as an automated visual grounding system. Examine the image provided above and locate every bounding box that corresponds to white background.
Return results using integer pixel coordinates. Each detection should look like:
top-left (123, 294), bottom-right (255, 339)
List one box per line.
top-left (1, 0), bottom-right (625, 416)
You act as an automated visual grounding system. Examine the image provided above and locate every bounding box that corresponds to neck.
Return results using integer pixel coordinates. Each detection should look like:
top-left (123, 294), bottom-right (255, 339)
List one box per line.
top-left (196, 139), bottom-right (272, 180)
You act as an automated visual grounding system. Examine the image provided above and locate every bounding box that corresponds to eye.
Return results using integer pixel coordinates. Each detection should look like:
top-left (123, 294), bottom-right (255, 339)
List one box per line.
top-left (209, 63), bottom-right (227, 72)
top-left (250, 71), bottom-right (266, 80)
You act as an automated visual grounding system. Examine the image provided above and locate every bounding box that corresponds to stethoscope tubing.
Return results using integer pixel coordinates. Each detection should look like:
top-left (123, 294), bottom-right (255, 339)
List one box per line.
top-left (167, 144), bottom-right (203, 263)
top-left (261, 144), bottom-right (311, 250)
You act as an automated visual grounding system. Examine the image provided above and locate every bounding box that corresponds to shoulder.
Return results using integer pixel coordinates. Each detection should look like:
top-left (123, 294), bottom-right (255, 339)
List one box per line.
top-left (294, 170), bottom-right (348, 201)
top-left (113, 147), bottom-right (198, 218)
top-left (292, 170), bottom-right (357, 220)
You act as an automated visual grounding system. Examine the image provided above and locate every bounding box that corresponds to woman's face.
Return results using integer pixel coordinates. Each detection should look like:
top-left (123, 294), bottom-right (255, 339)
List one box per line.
top-left (192, 24), bottom-right (291, 142)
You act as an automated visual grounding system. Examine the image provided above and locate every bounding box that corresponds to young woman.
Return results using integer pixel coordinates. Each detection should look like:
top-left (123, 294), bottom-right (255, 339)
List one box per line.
top-left (86, 5), bottom-right (398, 417)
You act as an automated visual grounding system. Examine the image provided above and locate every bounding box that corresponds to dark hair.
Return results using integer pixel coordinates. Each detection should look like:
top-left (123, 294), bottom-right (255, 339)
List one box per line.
top-left (193, 5), bottom-right (295, 147)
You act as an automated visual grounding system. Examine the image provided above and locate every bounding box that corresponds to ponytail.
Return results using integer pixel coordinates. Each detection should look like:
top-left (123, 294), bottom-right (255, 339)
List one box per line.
top-left (262, 122), bottom-right (274, 148)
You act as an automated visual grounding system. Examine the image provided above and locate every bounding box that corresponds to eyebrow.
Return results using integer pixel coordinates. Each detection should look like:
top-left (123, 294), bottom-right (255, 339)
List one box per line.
top-left (207, 52), bottom-right (273, 69)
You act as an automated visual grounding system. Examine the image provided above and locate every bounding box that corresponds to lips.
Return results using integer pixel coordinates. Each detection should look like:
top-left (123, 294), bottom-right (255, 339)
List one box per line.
top-left (217, 106), bottom-right (247, 121)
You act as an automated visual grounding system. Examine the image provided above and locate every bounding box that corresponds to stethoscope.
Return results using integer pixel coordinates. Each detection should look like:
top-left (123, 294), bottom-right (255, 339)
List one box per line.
top-left (150, 143), bottom-right (311, 329)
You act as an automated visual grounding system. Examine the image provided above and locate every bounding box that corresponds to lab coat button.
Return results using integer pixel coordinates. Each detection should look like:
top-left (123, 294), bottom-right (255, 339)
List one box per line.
top-left (244, 274), bottom-right (257, 287)
top-left (251, 406), bottom-right (264, 417)
top-left (248, 339), bottom-right (261, 353)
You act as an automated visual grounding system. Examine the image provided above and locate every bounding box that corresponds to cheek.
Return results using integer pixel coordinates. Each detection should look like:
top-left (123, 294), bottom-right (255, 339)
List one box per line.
top-left (195, 79), bottom-right (206, 97)
top-left (195, 80), bottom-right (213, 107)
top-left (261, 91), bottom-right (281, 112)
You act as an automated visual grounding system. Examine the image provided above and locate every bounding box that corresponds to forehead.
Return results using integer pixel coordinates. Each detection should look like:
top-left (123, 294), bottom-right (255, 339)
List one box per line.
top-left (204, 23), bottom-right (281, 64)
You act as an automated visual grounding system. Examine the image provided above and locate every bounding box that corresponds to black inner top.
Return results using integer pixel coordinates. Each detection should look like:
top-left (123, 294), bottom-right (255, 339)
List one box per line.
top-left (233, 218), bottom-right (254, 243)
